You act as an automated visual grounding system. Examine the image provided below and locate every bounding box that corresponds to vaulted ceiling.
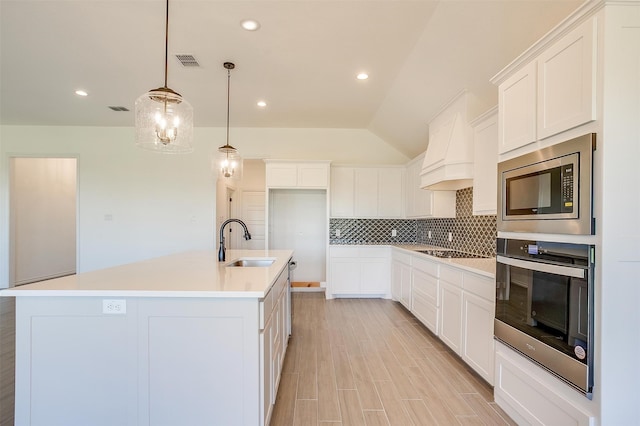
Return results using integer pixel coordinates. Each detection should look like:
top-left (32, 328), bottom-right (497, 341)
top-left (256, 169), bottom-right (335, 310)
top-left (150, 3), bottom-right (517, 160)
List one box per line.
top-left (0, 0), bottom-right (582, 158)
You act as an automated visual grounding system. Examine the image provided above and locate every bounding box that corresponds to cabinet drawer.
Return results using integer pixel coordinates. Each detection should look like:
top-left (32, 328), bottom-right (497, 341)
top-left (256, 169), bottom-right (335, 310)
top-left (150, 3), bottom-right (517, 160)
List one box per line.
top-left (412, 256), bottom-right (438, 276)
top-left (392, 250), bottom-right (411, 265)
top-left (440, 265), bottom-right (463, 287)
top-left (464, 273), bottom-right (495, 301)
top-left (330, 246), bottom-right (359, 258)
top-left (360, 246), bottom-right (389, 258)
top-left (412, 270), bottom-right (438, 303)
top-left (413, 292), bottom-right (438, 335)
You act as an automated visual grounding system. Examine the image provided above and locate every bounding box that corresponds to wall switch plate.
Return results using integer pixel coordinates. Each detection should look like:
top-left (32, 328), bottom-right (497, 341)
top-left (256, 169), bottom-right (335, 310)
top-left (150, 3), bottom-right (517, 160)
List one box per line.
top-left (391, 229), bottom-right (397, 237)
top-left (335, 229), bottom-right (341, 237)
top-left (103, 299), bottom-right (126, 314)
top-left (448, 232), bottom-right (453, 242)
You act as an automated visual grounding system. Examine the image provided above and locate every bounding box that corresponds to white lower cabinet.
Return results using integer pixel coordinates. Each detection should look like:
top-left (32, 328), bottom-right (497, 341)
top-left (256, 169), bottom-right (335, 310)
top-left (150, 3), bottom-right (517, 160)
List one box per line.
top-left (391, 250), bottom-right (412, 309)
top-left (462, 291), bottom-right (495, 385)
top-left (439, 279), bottom-right (463, 354)
top-left (260, 268), bottom-right (288, 426)
top-left (410, 256), bottom-right (439, 335)
top-left (330, 246), bottom-right (390, 297)
top-left (495, 341), bottom-right (595, 425)
top-left (395, 254), bottom-right (496, 385)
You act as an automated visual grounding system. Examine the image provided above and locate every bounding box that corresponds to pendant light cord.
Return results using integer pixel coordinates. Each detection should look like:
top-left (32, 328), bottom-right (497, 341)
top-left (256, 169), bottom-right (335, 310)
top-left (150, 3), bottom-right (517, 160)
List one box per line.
top-left (226, 68), bottom-right (231, 146)
top-left (163, 0), bottom-right (169, 88)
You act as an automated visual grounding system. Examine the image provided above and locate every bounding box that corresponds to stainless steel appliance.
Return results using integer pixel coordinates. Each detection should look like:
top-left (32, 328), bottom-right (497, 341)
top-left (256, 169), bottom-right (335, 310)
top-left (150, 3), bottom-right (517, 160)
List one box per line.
top-left (495, 238), bottom-right (595, 398)
top-left (497, 133), bottom-right (595, 235)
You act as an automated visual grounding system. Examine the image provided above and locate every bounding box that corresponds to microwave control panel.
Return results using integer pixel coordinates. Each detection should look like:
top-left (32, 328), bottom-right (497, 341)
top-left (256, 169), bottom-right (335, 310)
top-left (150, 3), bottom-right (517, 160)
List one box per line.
top-left (561, 164), bottom-right (574, 211)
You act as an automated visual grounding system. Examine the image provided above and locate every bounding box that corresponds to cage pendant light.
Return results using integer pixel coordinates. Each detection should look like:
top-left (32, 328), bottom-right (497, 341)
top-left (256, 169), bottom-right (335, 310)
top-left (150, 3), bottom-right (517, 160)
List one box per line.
top-left (218, 62), bottom-right (242, 179)
top-left (135, 0), bottom-right (193, 153)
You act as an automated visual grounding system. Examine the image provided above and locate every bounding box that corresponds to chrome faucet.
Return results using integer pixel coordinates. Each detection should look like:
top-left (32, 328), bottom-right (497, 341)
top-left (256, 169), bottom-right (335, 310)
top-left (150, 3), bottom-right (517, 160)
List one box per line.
top-left (218, 218), bottom-right (252, 262)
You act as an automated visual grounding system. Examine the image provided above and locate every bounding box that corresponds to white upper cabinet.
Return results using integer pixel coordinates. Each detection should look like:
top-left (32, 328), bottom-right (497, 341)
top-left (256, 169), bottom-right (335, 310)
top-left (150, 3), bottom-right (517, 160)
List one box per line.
top-left (406, 154), bottom-right (456, 219)
top-left (494, 16), bottom-right (597, 154)
top-left (498, 62), bottom-right (537, 154)
top-left (330, 167), bottom-right (355, 217)
top-left (537, 18), bottom-right (597, 140)
top-left (354, 168), bottom-right (379, 217)
top-left (377, 168), bottom-right (404, 218)
top-left (330, 166), bottom-right (404, 218)
top-left (471, 107), bottom-right (498, 215)
top-left (265, 161), bottom-right (330, 188)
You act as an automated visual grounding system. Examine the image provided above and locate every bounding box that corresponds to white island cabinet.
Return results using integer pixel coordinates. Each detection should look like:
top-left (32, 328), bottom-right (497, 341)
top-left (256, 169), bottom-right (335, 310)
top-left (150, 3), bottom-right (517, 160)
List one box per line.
top-left (0, 249), bottom-right (293, 426)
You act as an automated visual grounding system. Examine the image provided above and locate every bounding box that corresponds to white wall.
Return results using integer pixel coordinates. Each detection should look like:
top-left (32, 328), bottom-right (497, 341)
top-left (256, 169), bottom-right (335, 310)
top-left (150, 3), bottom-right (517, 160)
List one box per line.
top-left (1, 125), bottom-right (408, 287)
top-left (0, 126), bottom-right (218, 287)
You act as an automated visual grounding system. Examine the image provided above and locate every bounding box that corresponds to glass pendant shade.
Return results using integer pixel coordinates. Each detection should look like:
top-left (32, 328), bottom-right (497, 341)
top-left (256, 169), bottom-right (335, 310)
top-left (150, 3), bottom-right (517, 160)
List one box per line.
top-left (135, 87), bottom-right (194, 153)
top-left (217, 144), bottom-right (242, 180)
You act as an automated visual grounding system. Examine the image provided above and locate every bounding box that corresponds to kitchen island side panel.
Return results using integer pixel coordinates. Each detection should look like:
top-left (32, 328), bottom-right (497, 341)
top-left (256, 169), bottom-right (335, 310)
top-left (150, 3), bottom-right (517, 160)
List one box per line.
top-left (15, 296), bottom-right (261, 426)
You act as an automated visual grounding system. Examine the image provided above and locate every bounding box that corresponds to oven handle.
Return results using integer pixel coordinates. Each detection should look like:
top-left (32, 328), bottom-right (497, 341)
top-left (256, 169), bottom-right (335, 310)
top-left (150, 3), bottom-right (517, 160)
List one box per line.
top-left (496, 255), bottom-right (586, 279)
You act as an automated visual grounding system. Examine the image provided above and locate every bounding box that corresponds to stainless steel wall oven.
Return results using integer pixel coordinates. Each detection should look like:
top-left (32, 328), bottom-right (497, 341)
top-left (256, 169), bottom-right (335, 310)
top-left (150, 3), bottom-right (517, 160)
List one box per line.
top-left (495, 238), bottom-right (595, 398)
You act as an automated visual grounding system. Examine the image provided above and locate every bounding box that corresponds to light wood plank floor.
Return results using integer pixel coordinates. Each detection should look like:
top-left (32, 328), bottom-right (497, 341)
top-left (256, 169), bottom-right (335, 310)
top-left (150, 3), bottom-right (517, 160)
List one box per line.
top-left (272, 292), bottom-right (516, 426)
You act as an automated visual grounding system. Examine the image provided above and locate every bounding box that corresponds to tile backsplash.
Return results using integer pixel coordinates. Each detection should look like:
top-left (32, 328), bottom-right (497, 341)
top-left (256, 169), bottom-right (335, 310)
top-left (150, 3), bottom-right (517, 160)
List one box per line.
top-left (329, 188), bottom-right (497, 257)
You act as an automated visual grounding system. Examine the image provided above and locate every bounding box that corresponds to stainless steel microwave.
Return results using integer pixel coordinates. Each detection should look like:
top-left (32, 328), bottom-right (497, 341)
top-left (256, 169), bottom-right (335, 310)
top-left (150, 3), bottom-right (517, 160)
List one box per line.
top-left (497, 133), bottom-right (595, 235)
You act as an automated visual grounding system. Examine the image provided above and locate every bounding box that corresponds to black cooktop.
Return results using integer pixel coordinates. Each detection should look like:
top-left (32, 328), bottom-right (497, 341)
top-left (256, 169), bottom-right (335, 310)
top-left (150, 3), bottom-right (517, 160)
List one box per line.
top-left (417, 249), bottom-right (488, 259)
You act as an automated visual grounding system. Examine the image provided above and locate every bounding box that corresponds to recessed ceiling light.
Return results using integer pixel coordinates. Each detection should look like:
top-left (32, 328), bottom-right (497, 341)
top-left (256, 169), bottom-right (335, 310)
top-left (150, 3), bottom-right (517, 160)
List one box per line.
top-left (241, 19), bottom-right (261, 31)
top-left (356, 73), bottom-right (369, 80)
top-left (257, 100), bottom-right (267, 108)
top-left (75, 90), bottom-right (88, 96)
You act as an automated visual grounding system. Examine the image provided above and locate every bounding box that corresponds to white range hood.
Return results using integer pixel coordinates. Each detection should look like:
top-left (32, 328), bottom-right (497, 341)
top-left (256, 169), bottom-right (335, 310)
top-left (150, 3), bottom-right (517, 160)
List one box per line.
top-left (421, 91), bottom-right (477, 191)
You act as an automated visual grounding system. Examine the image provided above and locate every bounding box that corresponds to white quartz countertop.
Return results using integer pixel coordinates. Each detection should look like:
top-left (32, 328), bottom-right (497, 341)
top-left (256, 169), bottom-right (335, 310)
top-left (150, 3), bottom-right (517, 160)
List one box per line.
top-left (0, 249), bottom-right (294, 298)
top-left (393, 244), bottom-right (496, 277)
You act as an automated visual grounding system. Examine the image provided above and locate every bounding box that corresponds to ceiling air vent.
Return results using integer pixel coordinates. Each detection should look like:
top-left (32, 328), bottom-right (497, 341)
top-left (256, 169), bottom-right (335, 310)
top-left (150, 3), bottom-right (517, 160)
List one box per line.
top-left (176, 54), bottom-right (200, 67)
top-left (108, 106), bottom-right (129, 111)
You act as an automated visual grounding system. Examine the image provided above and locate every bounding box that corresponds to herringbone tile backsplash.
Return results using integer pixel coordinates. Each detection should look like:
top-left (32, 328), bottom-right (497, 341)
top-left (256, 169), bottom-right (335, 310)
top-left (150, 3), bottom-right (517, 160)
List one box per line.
top-left (329, 188), bottom-right (497, 257)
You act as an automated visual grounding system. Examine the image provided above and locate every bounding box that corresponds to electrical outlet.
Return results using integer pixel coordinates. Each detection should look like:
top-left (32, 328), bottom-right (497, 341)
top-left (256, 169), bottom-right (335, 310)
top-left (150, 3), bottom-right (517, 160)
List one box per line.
top-left (428, 231), bottom-right (432, 239)
top-left (102, 299), bottom-right (126, 314)
top-left (391, 229), bottom-right (397, 237)
top-left (335, 229), bottom-right (341, 237)
top-left (448, 232), bottom-right (453, 242)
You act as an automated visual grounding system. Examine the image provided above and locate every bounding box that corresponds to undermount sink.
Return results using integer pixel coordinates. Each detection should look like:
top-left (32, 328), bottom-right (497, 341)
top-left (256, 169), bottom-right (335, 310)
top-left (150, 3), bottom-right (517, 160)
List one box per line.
top-left (226, 258), bottom-right (275, 268)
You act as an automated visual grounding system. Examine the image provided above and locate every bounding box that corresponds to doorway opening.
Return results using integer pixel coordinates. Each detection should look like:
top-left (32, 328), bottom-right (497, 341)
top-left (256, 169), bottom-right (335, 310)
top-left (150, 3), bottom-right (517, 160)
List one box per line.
top-left (9, 157), bottom-right (78, 286)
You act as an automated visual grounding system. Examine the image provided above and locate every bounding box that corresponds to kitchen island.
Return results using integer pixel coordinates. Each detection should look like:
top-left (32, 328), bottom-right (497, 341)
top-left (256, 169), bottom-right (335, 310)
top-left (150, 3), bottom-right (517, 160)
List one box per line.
top-left (0, 249), bottom-right (293, 426)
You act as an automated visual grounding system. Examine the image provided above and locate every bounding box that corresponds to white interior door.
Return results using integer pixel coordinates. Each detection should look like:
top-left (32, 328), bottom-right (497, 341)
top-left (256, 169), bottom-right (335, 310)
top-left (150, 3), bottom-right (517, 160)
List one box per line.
top-left (240, 191), bottom-right (265, 250)
top-left (268, 189), bottom-right (326, 282)
top-left (10, 157), bottom-right (77, 285)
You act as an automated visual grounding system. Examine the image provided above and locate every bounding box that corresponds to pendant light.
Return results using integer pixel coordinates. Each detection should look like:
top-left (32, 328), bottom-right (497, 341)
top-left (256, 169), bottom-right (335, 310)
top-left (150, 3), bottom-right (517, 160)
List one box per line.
top-left (135, 0), bottom-right (193, 153)
top-left (218, 62), bottom-right (242, 179)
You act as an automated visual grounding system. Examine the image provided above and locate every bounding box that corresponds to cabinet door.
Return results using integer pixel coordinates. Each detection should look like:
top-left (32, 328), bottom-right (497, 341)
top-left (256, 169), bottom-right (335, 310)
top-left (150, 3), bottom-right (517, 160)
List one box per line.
top-left (391, 260), bottom-right (402, 301)
top-left (473, 110), bottom-right (498, 215)
top-left (330, 167), bottom-right (355, 217)
top-left (298, 164), bottom-right (329, 188)
top-left (260, 321), bottom-right (273, 426)
top-left (354, 168), bottom-right (378, 217)
top-left (499, 61), bottom-right (537, 154)
top-left (462, 291), bottom-right (495, 385)
top-left (537, 18), bottom-right (596, 140)
top-left (330, 258), bottom-right (360, 294)
top-left (266, 164), bottom-right (298, 187)
top-left (378, 168), bottom-right (403, 218)
top-left (399, 262), bottom-right (412, 309)
top-left (439, 281), bottom-right (463, 355)
top-left (360, 258), bottom-right (389, 295)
